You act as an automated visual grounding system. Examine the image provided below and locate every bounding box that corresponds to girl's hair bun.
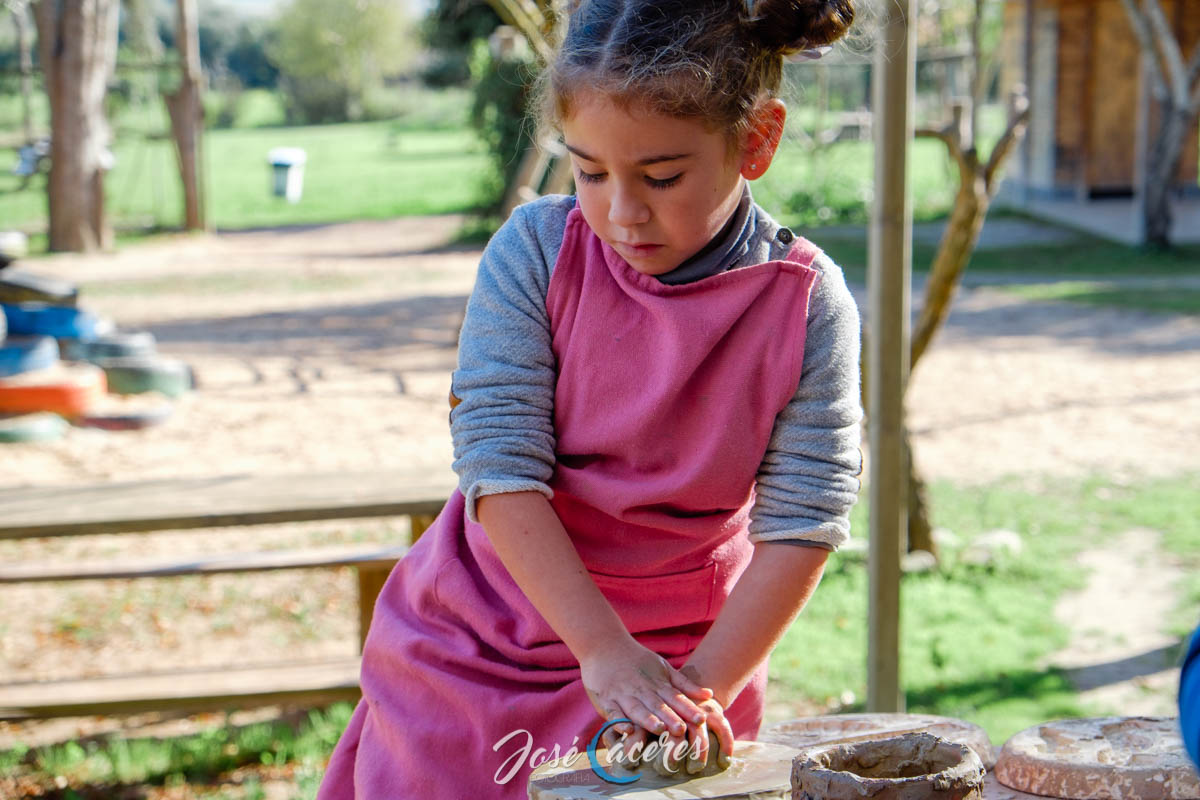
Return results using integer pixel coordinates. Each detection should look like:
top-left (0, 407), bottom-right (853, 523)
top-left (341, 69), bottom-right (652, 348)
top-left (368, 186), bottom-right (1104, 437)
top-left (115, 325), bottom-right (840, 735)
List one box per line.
top-left (748, 0), bottom-right (855, 52)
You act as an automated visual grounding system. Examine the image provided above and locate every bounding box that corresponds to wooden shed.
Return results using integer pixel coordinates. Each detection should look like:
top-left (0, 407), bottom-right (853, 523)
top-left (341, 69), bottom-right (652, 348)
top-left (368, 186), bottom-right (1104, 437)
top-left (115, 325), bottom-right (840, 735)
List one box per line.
top-left (1001, 0), bottom-right (1200, 200)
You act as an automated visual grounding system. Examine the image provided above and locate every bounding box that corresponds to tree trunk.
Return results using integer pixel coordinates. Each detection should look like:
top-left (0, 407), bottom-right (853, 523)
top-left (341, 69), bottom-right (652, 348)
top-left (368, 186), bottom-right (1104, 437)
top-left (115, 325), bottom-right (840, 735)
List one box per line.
top-left (1140, 104), bottom-right (1194, 249)
top-left (164, 0), bottom-right (207, 231)
top-left (13, 3), bottom-right (35, 144)
top-left (898, 104), bottom-right (1029, 565)
top-left (32, 0), bottom-right (120, 253)
top-left (904, 422), bottom-right (936, 555)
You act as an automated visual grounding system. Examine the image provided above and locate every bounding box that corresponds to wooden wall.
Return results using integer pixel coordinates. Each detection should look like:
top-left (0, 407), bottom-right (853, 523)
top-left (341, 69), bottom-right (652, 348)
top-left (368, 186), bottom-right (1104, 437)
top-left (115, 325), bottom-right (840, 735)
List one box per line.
top-left (1004, 0), bottom-right (1200, 194)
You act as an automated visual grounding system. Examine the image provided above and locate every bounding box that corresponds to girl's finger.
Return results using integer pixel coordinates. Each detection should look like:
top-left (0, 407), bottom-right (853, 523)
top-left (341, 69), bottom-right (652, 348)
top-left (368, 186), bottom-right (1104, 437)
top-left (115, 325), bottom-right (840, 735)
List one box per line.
top-left (628, 704), bottom-right (666, 737)
top-left (685, 720), bottom-right (710, 774)
top-left (656, 686), bottom-right (707, 726)
top-left (643, 697), bottom-right (688, 737)
top-left (708, 709), bottom-right (736, 768)
top-left (667, 667), bottom-right (713, 701)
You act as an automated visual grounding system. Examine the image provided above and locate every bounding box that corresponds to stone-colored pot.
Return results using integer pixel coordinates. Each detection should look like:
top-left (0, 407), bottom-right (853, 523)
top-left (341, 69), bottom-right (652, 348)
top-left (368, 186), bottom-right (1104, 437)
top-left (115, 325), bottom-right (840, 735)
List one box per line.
top-left (762, 712), bottom-right (997, 769)
top-left (994, 717), bottom-right (1200, 800)
top-left (792, 732), bottom-right (986, 800)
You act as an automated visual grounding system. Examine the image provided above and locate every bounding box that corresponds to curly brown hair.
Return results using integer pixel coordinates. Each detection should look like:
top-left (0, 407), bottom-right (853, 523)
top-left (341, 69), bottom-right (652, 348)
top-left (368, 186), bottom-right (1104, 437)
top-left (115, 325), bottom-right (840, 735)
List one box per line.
top-left (537, 0), bottom-right (854, 142)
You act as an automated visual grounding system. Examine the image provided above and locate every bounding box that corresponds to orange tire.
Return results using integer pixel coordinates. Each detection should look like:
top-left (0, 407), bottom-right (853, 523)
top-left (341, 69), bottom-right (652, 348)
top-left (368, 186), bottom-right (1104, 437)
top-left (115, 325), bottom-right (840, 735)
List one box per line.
top-left (0, 363), bottom-right (106, 417)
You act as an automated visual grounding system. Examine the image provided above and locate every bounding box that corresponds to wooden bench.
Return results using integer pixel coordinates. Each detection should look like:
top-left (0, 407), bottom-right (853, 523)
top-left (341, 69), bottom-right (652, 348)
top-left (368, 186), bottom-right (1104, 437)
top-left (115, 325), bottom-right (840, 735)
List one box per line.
top-left (0, 470), bottom-right (458, 720)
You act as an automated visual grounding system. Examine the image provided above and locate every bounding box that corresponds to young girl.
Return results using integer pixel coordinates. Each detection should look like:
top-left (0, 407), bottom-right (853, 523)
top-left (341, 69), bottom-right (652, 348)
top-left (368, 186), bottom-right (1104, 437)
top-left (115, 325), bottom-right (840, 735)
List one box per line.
top-left (318, 0), bottom-right (860, 796)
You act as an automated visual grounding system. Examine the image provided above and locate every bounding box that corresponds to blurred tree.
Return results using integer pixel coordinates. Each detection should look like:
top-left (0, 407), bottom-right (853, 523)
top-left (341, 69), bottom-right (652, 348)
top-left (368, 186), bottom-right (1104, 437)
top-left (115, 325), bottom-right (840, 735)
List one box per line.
top-left (421, 0), bottom-right (501, 86)
top-left (3, 0), bottom-right (36, 143)
top-left (269, 0), bottom-right (415, 123)
top-left (891, 0), bottom-right (1030, 560)
top-left (163, 0), bottom-right (206, 231)
top-left (224, 21), bottom-right (278, 89)
top-left (1118, 0), bottom-right (1200, 249)
top-left (31, 0), bottom-right (120, 252)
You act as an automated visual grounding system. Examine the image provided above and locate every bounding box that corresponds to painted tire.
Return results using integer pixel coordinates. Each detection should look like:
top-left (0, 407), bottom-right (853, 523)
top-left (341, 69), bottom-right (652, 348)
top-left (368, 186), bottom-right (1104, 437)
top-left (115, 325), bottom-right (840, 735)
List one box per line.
top-left (0, 363), bottom-right (106, 417)
top-left (2, 303), bottom-right (110, 340)
top-left (60, 331), bottom-right (157, 363)
top-left (101, 357), bottom-right (193, 398)
top-left (0, 336), bottom-right (59, 379)
top-left (75, 396), bottom-right (174, 431)
top-left (0, 412), bottom-right (69, 444)
top-left (0, 269), bottom-right (78, 306)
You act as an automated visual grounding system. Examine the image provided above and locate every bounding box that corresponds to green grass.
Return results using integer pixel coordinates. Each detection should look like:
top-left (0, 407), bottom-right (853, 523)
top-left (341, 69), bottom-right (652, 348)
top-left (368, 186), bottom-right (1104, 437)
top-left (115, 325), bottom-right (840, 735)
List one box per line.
top-left (0, 84), bottom-right (490, 239)
top-left (0, 122), bottom-right (490, 234)
top-left (770, 472), bottom-right (1200, 744)
top-left (0, 705), bottom-right (351, 798)
top-left (1000, 281), bottom-right (1200, 316)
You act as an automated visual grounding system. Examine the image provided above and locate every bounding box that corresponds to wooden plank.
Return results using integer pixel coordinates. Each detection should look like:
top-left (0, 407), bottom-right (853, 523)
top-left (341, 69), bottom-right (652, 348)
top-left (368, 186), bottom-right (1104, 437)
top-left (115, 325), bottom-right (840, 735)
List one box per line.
top-left (0, 659), bottom-right (362, 720)
top-left (0, 470), bottom-right (457, 540)
top-left (0, 543), bottom-right (408, 584)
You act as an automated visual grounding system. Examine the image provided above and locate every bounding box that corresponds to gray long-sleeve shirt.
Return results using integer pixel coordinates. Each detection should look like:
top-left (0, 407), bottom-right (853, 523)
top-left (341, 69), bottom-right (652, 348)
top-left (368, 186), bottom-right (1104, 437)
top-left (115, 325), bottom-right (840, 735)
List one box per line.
top-left (449, 192), bottom-right (863, 550)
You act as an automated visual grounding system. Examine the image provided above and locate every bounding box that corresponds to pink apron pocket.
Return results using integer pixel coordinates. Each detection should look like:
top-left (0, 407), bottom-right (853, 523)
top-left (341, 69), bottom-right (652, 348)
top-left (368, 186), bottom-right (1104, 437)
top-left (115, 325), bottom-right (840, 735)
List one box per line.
top-left (588, 562), bottom-right (718, 640)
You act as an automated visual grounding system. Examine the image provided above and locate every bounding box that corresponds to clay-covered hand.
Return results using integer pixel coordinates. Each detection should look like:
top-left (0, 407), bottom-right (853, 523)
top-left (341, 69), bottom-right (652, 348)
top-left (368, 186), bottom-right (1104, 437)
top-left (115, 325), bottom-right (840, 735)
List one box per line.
top-left (640, 698), bottom-right (733, 778)
top-left (581, 637), bottom-right (712, 746)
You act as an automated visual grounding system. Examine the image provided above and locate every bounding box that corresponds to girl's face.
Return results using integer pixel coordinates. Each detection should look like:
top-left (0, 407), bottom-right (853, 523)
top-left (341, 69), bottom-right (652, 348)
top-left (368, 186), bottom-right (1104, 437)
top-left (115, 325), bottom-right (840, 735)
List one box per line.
top-left (561, 90), bottom-right (749, 276)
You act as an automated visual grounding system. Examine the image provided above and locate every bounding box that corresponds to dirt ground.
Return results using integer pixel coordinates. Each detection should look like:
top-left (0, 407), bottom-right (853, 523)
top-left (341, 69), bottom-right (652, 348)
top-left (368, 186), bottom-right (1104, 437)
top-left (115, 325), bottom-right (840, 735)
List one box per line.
top-left (1, 216), bottom-right (1198, 753)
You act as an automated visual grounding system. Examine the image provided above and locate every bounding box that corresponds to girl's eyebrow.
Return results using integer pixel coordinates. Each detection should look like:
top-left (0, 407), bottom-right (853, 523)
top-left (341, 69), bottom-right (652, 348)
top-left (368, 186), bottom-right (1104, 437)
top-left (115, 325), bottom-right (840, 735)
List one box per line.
top-left (564, 144), bottom-right (693, 166)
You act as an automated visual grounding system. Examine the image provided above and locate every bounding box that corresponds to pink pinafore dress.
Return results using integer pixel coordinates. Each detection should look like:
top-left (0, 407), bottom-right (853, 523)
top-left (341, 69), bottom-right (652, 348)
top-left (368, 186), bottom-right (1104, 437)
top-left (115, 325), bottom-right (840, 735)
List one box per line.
top-left (317, 206), bottom-right (819, 799)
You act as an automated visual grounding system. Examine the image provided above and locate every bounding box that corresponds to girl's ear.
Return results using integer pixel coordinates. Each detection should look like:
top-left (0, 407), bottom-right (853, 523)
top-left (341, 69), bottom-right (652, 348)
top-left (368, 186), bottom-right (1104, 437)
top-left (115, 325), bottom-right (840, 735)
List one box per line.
top-left (740, 99), bottom-right (787, 180)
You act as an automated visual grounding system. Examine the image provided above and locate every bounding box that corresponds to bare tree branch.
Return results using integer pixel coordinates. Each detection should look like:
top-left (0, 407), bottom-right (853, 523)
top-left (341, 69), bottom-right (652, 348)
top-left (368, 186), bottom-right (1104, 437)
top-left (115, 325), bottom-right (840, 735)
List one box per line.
top-left (1189, 40), bottom-right (1200, 110)
top-left (1119, 0), bottom-right (1171, 101)
top-left (1142, 0), bottom-right (1189, 107)
top-left (984, 105), bottom-right (1031, 191)
top-left (916, 124), bottom-right (970, 186)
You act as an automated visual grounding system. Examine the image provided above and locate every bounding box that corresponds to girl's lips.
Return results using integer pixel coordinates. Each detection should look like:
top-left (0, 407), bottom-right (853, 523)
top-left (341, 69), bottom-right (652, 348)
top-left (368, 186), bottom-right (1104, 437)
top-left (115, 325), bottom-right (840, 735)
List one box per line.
top-left (615, 241), bottom-right (663, 257)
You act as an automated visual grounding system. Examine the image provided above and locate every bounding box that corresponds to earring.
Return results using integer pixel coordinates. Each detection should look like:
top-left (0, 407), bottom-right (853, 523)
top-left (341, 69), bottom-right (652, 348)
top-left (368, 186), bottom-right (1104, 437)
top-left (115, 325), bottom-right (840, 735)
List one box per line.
top-left (750, 162), bottom-right (757, 171)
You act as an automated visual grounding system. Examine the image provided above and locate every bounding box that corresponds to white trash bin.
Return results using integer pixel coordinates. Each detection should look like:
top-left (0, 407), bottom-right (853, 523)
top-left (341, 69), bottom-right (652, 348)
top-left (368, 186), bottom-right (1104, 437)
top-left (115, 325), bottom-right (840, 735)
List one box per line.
top-left (268, 147), bottom-right (307, 203)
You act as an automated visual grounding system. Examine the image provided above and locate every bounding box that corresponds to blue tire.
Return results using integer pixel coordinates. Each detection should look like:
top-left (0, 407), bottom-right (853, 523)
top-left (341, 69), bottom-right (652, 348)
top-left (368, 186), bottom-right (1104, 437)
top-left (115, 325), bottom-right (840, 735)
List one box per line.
top-left (0, 336), bottom-right (59, 378)
top-left (2, 303), bottom-right (109, 340)
top-left (60, 331), bottom-right (157, 363)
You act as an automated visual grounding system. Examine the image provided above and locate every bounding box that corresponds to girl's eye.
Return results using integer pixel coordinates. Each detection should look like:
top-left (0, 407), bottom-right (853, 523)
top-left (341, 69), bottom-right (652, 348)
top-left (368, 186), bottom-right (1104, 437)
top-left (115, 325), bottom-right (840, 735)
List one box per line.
top-left (647, 173), bottom-right (682, 190)
top-left (576, 169), bottom-right (605, 184)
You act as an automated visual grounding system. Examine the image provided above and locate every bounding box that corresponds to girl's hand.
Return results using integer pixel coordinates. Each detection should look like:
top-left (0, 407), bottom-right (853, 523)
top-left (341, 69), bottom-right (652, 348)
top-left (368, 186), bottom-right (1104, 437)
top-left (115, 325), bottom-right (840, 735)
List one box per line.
top-left (603, 695), bottom-right (734, 777)
top-left (638, 697), bottom-right (734, 776)
top-left (580, 636), bottom-right (712, 744)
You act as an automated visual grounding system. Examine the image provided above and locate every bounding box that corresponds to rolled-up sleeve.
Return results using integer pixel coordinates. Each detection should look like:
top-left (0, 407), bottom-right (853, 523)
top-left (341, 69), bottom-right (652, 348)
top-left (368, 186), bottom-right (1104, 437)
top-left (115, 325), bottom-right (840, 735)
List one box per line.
top-left (450, 196), bottom-right (572, 522)
top-left (749, 252), bottom-right (864, 549)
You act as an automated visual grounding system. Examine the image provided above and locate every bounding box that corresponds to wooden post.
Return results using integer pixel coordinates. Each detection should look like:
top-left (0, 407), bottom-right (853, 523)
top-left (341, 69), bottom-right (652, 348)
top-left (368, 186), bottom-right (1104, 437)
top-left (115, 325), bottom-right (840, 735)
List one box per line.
top-left (163, 0), bottom-right (207, 231)
top-left (410, 514), bottom-right (436, 543)
top-left (356, 513), bottom-right (438, 650)
top-left (867, 0), bottom-right (915, 715)
top-left (357, 564), bottom-right (389, 652)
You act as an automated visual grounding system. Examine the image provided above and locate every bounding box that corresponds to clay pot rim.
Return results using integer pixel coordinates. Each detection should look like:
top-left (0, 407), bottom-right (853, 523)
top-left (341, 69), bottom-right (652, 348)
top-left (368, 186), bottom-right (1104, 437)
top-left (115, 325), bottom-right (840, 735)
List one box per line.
top-left (795, 733), bottom-right (986, 790)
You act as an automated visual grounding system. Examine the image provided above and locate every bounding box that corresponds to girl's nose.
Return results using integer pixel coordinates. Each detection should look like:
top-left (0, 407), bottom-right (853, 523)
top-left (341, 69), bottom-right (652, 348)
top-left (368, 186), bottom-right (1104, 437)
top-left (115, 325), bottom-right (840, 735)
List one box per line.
top-left (608, 184), bottom-right (650, 227)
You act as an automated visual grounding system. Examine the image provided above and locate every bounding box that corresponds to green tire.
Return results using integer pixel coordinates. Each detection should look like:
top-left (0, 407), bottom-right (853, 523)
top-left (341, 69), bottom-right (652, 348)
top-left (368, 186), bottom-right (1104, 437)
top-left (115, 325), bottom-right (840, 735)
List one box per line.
top-left (101, 357), bottom-right (194, 398)
top-left (0, 412), bottom-right (68, 443)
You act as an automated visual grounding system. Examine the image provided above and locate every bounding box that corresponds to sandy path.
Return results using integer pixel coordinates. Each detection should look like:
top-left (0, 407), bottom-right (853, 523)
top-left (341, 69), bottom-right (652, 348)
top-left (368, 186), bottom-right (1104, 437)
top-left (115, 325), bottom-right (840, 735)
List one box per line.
top-left (0, 217), bottom-right (1197, 752)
